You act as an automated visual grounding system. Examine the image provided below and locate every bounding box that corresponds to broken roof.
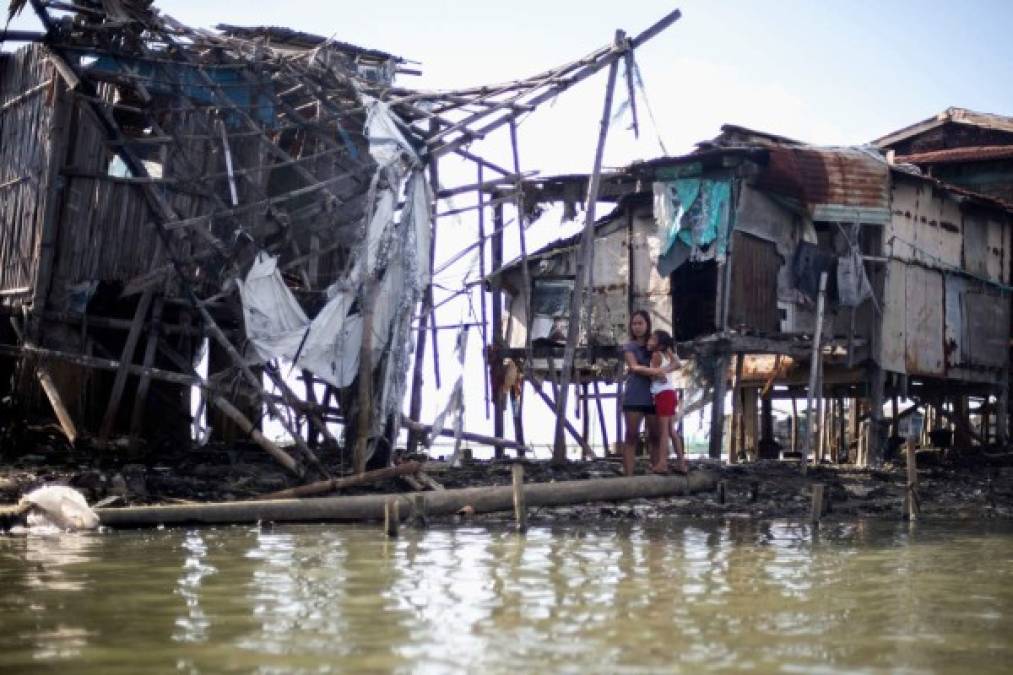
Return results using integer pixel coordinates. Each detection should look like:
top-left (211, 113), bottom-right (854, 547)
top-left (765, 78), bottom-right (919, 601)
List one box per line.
top-left (873, 107), bottom-right (1013, 149)
top-left (215, 24), bottom-right (406, 63)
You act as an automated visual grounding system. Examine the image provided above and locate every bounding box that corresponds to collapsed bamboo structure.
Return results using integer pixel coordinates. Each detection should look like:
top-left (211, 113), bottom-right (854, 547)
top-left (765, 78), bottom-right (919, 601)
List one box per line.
top-left (0, 0), bottom-right (683, 486)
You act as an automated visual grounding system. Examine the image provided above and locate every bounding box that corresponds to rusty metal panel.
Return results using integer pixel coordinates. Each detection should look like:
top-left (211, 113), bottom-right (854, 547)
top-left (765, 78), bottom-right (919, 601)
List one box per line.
top-left (963, 214), bottom-right (989, 278)
top-left (889, 179), bottom-right (964, 271)
top-left (904, 266), bottom-right (944, 376)
top-left (943, 275), bottom-right (965, 369)
top-left (962, 288), bottom-right (1009, 368)
top-left (754, 146), bottom-right (891, 222)
top-left (879, 260), bottom-right (907, 373)
top-left (986, 215), bottom-right (1007, 283)
top-left (728, 232), bottom-right (781, 333)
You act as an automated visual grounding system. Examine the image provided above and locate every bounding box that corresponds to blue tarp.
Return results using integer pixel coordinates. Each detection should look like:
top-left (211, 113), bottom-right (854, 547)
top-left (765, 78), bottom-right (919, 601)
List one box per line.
top-left (654, 177), bottom-right (732, 276)
top-left (76, 51), bottom-right (277, 127)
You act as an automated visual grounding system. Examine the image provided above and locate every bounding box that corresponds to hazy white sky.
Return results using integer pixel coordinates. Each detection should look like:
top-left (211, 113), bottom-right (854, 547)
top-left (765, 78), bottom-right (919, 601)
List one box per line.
top-left (6, 1), bottom-right (1013, 454)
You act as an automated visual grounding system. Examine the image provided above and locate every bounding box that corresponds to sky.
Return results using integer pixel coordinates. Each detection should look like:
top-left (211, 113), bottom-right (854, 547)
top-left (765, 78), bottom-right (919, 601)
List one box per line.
top-left (5, 1), bottom-right (1013, 455)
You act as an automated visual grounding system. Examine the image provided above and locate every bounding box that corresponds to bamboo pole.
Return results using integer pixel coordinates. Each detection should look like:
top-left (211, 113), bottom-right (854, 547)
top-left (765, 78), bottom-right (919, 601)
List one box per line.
top-left (35, 363), bottom-right (78, 444)
top-left (256, 462), bottom-right (422, 501)
top-left (553, 31), bottom-right (621, 465)
top-left (97, 472), bottom-right (718, 528)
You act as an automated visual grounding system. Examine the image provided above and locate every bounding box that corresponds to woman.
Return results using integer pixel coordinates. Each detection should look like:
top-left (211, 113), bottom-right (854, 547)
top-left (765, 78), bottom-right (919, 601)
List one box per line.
top-left (620, 310), bottom-right (676, 476)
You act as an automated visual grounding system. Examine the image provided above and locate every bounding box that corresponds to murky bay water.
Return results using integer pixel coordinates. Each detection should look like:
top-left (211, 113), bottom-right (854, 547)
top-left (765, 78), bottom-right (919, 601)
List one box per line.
top-left (1, 519), bottom-right (1011, 674)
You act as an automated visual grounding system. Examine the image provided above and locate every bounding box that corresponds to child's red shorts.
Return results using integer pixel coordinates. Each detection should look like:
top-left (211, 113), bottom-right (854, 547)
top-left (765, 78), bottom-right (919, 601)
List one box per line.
top-left (654, 389), bottom-right (678, 417)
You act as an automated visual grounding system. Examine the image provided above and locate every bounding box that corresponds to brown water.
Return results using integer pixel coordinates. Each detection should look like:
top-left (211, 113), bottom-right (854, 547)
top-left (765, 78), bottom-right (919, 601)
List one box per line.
top-left (0, 519), bottom-right (1011, 674)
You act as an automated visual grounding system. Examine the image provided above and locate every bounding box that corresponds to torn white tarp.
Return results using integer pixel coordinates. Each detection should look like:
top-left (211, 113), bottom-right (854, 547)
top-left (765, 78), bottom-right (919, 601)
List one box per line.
top-left (238, 252), bottom-right (361, 388)
top-left (362, 94), bottom-right (415, 170)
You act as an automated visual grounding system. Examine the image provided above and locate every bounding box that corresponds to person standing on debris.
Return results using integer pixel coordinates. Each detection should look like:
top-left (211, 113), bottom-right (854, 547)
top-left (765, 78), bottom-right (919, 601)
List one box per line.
top-left (646, 329), bottom-right (687, 474)
top-left (621, 310), bottom-right (677, 476)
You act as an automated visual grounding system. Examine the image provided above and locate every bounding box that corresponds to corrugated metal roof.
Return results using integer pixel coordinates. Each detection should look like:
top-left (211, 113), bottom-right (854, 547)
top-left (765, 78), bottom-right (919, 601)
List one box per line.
top-left (752, 145), bottom-right (892, 221)
top-left (895, 145), bottom-right (1013, 165)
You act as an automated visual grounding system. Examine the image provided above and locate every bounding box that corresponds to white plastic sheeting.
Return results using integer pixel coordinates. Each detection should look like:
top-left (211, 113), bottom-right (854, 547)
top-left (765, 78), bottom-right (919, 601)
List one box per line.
top-left (238, 252), bottom-right (362, 388)
top-left (238, 92), bottom-right (432, 452)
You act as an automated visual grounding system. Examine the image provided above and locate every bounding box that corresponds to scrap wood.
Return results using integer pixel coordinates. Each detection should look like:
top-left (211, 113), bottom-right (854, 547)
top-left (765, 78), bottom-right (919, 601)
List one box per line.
top-left (255, 461), bottom-right (422, 500)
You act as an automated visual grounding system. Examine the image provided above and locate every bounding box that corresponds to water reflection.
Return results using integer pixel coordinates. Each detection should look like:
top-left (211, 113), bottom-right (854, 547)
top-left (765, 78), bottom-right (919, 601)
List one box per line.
top-left (0, 519), bottom-right (1011, 674)
top-left (173, 530), bottom-right (216, 643)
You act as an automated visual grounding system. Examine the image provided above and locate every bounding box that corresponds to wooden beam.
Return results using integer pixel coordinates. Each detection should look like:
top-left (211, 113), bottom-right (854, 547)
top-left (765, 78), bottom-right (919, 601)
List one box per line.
top-left (99, 290), bottom-right (154, 439)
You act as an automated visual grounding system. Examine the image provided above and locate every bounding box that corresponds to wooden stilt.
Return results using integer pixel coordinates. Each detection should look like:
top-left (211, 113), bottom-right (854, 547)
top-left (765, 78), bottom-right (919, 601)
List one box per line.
top-left (384, 498), bottom-right (400, 538)
top-left (729, 354), bottom-right (743, 464)
top-left (791, 395), bottom-right (799, 457)
top-left (867, 364), bottom-right (886, 466)
top-left (811, 483), bottom-right (825, 524)
top-left (803, 271), bottom-right (829, 472)
top-left (512, 463), bottom-right (527, 531)
top-left (491, 202), bottom-right (506, 449)
top-left (904, 438), bottom-right (920, 520)
top-left (708, 353), bottom-right (730, 460)
top-left (533, 383), bottom-right (594, 459)
top-left (593, 379), bottom-right (609, 458)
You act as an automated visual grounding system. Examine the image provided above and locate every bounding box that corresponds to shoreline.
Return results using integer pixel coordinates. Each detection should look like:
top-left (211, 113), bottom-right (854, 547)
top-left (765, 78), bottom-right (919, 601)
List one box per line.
top-left (3, 444), bottom-right (1012, 527)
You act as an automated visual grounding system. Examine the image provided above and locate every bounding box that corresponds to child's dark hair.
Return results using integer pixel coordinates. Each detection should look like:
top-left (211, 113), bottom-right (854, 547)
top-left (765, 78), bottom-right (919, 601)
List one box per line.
top-left (652, 329), bottom-right (674, 351)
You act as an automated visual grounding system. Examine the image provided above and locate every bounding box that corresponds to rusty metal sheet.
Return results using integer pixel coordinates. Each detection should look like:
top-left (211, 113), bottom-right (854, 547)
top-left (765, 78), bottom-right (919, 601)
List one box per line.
top-left (879, 260), bottom-right (907, 373)
top-left (986, 215), bottom-right (1007, 284)
top-left (753, 145), bottom-right (891, 222)
top-left (943, 275), bottom-right (965, 369)
top-left (904, 266), bottom-right (944, 376)
top-left (889, 179), bottom-right (963, 270)
top-left (962, 288), bottom-right (1009, 368)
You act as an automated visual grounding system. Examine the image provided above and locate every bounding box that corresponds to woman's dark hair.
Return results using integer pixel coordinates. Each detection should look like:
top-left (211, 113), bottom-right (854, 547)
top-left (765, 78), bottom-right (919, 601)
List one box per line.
top-left (652, 329), bottom-right (675, 351)
top-left (628, 309), bottom-right (652, 340)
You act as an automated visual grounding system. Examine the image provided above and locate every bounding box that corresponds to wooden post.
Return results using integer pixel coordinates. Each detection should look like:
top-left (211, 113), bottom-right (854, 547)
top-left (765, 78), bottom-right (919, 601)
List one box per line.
top-left (803, 272), bottom-right (829, 472)
top-left (716, 480), bottom-right (727, 505)
top-left (743, 387), bottom-right (759, 462)
top-left (384, 498), bottom-right (400, 538)
top-left (867, 364), bottom-right (886, 466)
top-left (904, 438), bottom-right (920, 520)
top-left (412, 494), bottom-right (427, 528)
top-left (593, 379), bottom-right (609, 458)
top-left (760, 391), bottom-right (774, 459)
top-left (353, 281), bottom-right (379, 474)
top-left (36, 363), bottom-right (78, 444)
top-left (491, 202), bottom-right (506, 446)
top-left (811, 483), bottom-right (825, 524)
top-left (729, 353), bottom-right (744, 464)
top-left (709, 353), bottom-right (730, 460)
top-left (999, 374), bottom-right (1009, 446)
top-left (512, 463), bottom-right (527, 531)
top-left (791, 395), bottom-right (799, 457)
top-left (552, 31), bottom-right (622, 466)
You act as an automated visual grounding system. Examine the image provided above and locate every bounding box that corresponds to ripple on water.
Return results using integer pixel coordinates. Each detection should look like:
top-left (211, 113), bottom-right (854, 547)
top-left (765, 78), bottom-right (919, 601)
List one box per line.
top-left (0, 519), bottom-right (1011, 674)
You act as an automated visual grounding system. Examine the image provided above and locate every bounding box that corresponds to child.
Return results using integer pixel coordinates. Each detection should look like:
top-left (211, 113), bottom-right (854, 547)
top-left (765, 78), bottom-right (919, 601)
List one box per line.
top-left (646, 329), bottom-right (688, 474)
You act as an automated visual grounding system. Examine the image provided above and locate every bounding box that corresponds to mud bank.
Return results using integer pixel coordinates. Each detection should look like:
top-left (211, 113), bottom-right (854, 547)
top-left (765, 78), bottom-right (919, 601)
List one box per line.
top-left (2, 431), bottom-right (1012, 524)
